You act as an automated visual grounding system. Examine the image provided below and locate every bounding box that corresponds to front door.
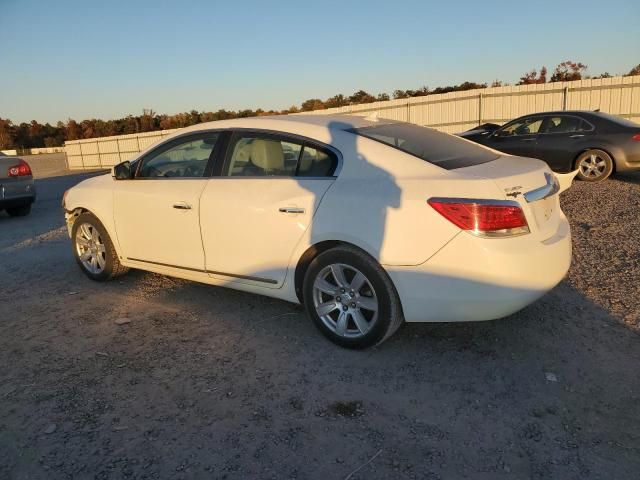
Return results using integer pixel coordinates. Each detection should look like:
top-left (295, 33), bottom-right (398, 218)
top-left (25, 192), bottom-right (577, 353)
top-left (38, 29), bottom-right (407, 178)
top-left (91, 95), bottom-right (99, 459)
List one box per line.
top-left (486, 115), bottom-right (544, 159)
top-left (113, 132), bottom-right (221, 271)
top-left (199, 132), bottom-right (338, 287)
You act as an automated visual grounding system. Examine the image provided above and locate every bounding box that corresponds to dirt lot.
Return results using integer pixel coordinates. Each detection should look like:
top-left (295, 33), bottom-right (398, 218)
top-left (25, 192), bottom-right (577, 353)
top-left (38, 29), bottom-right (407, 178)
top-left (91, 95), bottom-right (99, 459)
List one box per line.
top-left (1, 168), bottom-right (639, 480)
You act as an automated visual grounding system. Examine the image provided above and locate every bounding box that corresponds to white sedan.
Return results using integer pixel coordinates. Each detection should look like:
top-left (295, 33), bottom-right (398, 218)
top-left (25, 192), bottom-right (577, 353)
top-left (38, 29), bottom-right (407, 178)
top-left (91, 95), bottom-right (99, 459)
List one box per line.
top-left (63, 114), bottom-right (575, 348)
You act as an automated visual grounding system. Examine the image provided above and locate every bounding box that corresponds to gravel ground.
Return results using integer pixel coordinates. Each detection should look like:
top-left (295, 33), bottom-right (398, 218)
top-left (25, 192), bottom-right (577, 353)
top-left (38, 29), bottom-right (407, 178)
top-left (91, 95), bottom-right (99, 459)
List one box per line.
top-left (0, 171), bottom-right (639, 480)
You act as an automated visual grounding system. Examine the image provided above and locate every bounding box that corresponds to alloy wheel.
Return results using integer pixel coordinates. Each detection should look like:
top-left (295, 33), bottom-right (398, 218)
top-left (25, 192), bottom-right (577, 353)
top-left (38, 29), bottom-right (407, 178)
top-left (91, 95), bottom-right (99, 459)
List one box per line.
top-left (312, 263), bottom-right (378, 338)
top-left (579, 153), bottom-right (608, 179)
top-left (75, 222), bottom-right (106, 274)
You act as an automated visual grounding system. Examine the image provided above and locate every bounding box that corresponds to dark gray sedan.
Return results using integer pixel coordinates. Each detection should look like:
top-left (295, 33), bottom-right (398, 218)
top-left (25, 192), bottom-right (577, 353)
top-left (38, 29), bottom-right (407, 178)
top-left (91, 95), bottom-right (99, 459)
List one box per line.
top-left (0, 153), bottom-right (36, 216)
top-left (458, 111), bottom-right (640, 182)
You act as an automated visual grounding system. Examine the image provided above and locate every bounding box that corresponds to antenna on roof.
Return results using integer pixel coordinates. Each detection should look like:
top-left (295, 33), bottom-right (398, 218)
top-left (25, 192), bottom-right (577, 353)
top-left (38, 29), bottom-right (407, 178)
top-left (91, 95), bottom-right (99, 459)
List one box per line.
top-left (364, 111), bottom-right (379, 122)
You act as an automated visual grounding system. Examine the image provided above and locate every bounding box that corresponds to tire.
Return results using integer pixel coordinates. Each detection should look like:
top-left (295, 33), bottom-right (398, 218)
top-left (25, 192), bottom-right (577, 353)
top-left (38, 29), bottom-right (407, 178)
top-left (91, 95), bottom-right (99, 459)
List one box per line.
top-left (303, 245), bottom-right (404, 349)
top-left (6, 204), bottom-right (31, 217)
top-left (71, 212), bottom-right (129, 281)
top-left (575, 149), bottom-right (614, 182)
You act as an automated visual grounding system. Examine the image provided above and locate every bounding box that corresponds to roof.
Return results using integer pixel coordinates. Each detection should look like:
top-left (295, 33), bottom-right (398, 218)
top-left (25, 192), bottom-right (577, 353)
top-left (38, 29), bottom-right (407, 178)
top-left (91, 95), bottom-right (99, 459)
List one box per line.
top-left (180, 113), bottom-right (397, 135)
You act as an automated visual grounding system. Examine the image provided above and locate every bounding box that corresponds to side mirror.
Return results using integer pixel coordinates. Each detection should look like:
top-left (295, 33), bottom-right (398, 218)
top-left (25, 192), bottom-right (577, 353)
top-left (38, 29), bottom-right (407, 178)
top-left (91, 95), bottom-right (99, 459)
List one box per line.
top-left (112, 161), bottom-right (132, 180)
top-left (492, 129), bottom-right (507, 138)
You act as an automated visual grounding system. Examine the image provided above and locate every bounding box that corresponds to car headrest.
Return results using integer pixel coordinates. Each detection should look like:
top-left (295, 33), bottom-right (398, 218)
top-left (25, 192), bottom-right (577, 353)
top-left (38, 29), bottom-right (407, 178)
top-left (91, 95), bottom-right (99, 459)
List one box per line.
top-left (251, 140), bottom-right (284, 171)
top-left (234, 142), bottom-right (253, 162)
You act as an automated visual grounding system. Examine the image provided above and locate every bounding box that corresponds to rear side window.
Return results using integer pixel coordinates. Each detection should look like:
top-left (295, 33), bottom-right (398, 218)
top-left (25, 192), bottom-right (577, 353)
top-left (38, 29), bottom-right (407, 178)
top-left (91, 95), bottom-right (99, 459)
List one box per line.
top-left (352, 123), bottom-right (498, 170)
top-left (224, 133), bottom-right (338, 177)
top-left (542, 116), bottom-right (593, 134)
top-left (593, 112), bottom-right (640, 128)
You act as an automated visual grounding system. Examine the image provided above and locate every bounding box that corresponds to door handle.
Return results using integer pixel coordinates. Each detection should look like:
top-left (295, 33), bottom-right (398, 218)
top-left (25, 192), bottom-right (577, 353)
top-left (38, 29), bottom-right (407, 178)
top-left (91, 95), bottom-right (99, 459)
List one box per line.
top-left (521, 138), bottom-right (536, 142)
top-left (569, 134), bottom-right (585, 138)
top-left (173, 202), bottom-right (192, 210)
top-left (279, 207), bottom-right (305, 214)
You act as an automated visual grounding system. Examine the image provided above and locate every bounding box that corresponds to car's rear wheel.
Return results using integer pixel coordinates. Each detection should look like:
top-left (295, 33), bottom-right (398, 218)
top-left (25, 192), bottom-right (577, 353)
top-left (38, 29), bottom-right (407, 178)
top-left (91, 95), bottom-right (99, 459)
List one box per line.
top-left (575, 149), bottom-right (613, 182)
top-left (72, 212), bottom-right (129, 281)
top-left (6, 204), bottom-right (31, 217)
top-left (303, 245), bottom-right (403, 349)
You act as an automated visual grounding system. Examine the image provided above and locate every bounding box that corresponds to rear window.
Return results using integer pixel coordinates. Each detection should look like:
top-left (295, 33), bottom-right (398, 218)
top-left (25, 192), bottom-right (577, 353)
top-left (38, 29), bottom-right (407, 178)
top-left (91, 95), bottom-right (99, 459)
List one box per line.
top-left (593, 112), bottom-right (640, 128)
top-left (351, 123), bottom-right (499, 170)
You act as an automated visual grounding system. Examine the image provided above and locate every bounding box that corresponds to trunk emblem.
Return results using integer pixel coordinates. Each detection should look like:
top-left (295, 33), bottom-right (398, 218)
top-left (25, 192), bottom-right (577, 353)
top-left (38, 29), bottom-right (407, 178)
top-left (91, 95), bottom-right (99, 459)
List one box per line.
top-left (504, 186), bottom-right (523, 198)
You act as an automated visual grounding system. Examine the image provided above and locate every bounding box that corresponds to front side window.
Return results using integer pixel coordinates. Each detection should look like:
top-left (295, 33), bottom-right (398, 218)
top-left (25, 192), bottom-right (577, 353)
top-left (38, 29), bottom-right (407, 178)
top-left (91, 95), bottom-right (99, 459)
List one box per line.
top-left (542, 116), bottom-right (591, 134)
top-left (224, 134), bottom-right (338, 177)
top-left (138, 134), bottom-right (218, 178)
top-left (499, 117), bottom-right (543, 136)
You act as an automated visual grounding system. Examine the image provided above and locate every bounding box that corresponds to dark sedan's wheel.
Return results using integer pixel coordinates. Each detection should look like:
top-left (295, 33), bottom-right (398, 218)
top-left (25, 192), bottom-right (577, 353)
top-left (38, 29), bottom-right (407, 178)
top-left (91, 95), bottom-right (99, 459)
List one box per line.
top-left (303, 245), bottom-right (403, 349)
top-left (575, 149), bottom-right (613, 182)
top-left (71, 213), bottom-right (129, 281)
top-left (6, 204), bottom-right (32, 217)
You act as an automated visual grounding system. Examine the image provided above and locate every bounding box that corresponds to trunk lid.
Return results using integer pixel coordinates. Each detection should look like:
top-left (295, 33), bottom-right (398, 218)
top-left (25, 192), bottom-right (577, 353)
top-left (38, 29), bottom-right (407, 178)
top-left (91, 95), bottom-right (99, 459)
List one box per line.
top-left (456, 156), bottom-right (562, 241)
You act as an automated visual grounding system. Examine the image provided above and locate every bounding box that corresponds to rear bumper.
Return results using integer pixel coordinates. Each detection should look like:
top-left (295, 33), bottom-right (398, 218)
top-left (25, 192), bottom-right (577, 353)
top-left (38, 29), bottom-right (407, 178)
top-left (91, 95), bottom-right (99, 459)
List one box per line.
top-left (610, 144), bottom-right (640, 172)
top-left (386, 214), bottom-right (572, 322)
top-left (0, 180), bottom-right (36, 209)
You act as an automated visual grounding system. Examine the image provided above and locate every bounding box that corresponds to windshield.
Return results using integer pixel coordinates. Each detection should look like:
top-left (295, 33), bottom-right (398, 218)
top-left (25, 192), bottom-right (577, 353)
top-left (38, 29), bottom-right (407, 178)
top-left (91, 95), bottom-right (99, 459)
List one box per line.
top-left (351, 122), bottom-right (499, 170)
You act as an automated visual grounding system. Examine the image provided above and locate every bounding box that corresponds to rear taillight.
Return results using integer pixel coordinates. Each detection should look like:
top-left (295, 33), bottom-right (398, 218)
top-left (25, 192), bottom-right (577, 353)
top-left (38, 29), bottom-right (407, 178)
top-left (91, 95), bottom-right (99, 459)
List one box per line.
top-left (7, 159), bottom-right (32, 177)
top-left (632, 133), bottom-right (640, 141)
top-left (428, 198), bottom-right (529, 237)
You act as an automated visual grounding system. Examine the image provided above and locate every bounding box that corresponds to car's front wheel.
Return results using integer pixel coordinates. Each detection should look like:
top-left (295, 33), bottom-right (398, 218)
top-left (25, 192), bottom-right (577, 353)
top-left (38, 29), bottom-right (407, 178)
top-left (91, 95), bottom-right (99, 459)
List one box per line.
top-left (71, 212), bottom-right (129, 281)
top-left (575, 149), bottom-right (613, 182)
top-left (303, 245), bottom-right (404, 349)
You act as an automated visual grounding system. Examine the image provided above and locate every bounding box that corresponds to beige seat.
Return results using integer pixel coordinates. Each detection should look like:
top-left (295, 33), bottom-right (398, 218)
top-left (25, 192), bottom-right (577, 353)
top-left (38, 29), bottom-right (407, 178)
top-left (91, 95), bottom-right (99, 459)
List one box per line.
top-left (250, 139), bottom-right (284, 174)
top-left (227, 141), bottom-right (253, 175)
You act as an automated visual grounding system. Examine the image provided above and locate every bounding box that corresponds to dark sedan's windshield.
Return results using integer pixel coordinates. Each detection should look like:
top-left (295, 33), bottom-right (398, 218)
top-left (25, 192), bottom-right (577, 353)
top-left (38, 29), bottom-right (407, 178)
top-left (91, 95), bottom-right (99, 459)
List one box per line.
top-left (351, 122), bottom-right (499, 170)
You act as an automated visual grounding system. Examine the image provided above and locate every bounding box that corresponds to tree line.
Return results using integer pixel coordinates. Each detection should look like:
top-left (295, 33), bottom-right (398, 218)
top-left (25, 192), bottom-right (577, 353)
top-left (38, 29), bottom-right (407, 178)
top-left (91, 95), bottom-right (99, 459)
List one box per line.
top-left (1, 61), bottom-right (638, 151)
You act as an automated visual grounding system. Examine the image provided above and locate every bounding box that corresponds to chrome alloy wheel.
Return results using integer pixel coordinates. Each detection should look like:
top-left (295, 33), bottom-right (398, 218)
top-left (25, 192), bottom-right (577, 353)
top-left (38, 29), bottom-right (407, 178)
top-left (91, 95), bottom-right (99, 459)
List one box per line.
top-left (312, 263), bottom-right (378, 338)
top-left (579, 153), bottom-right (607, 179)
top-left (75, 222), bottom-right (106, 274)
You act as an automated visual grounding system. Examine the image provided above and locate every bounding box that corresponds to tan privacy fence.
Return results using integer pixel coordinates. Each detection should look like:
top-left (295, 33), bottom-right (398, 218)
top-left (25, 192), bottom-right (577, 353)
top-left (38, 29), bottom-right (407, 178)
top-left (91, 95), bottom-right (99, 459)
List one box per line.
top-left (65, 75), bottom-right (640, 169)
top-left (305, 75), bottom-right (640, 133)
top-left (65, 129), bottom-right (180, 169)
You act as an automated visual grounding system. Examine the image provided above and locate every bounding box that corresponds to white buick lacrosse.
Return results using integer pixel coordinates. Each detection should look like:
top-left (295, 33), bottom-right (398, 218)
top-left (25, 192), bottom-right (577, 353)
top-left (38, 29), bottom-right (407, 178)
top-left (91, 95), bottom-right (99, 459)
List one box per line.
top-left (63, 114), bottom-right (575, 348)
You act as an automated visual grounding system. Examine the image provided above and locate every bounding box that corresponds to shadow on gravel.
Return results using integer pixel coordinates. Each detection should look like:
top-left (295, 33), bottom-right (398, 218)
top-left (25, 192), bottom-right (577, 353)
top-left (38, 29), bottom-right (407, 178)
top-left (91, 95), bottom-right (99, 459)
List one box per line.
top-left (2, 260), bottom-right (637, 479)
top-left (614, 172), bottom-right (640, 184)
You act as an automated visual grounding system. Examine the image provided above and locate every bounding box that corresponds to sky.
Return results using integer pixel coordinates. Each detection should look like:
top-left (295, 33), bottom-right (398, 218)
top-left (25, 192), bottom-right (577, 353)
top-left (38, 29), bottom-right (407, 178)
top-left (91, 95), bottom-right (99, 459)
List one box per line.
top-left (1, 0), bottom-right (638, 124)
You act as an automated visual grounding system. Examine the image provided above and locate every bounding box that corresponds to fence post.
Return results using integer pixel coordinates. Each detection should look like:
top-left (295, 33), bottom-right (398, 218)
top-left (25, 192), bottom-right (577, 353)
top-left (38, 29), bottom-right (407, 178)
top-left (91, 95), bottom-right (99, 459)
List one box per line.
top-left (563, 86), bottom-right (569, 110)
top-left (407, 100), bottom-right (411, 123)
top-left (136, 135), bottom-right (141, 153)
top-left (79, 142), bottom-right (85, 170)
top-left (116, 138), bottom-right (122, 162)
top-left (96, 140), bottom-right (101, 168)
top-left (478, 93), bottom-right (484, 125)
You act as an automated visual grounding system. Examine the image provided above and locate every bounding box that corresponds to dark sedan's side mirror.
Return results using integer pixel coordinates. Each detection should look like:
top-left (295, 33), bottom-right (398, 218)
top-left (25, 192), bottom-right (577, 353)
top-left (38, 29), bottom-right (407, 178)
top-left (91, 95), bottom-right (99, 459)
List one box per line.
top-left (492, 129), bottom-right (508, 138)
top-left (112, 161), bottom-right (132, 180)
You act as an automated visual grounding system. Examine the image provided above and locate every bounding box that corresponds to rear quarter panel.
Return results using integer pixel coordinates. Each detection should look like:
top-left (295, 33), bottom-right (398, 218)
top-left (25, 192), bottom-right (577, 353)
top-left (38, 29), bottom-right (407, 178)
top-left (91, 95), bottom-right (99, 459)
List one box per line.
top-left (306, 134), bottom-right (503, 266)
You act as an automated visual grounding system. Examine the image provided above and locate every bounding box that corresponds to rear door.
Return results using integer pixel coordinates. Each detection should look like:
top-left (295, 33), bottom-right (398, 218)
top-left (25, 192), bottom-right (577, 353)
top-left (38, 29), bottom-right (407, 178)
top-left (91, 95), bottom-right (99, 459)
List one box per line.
top-left (199, 131), bottom-right (338, 287)
top-left (535, 115), bottom-right (595, 171)
top-left (485, 115), bottom-right (544, 158)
